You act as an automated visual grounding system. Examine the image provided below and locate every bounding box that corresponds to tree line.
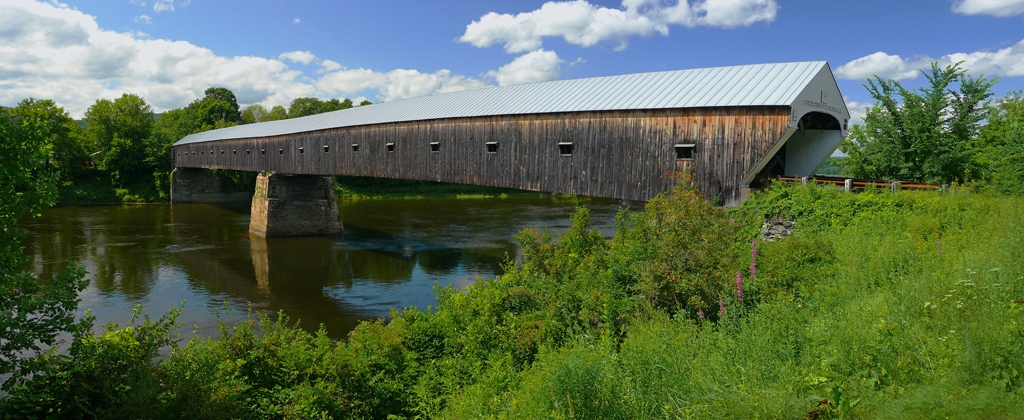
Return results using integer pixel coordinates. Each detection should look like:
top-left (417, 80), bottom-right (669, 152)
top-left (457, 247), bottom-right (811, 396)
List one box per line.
top-left (839, 62), bottom-right (1024, 193)
top-left (2, 89), bottom-right (371, 202)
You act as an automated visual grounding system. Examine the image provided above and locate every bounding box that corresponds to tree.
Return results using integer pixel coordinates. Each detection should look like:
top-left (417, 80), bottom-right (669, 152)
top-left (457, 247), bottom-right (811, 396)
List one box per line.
top-left (288, 97), bottom-right (324, 118)
top-left (267, 105), bottom-right (288, 121)
top-left (287, 97), bottom-right (355, 118)
top-left (241, 104), bottom-right (269, 124)
top-left (190, 87), bottom-right (241, 129)
top-left (10, 99), bottom-right (88, 180)
top-left (840, 62), bottom-right (996, 183)
top-left (84, 94), bottom-right (155, 185)
top-left (978, 91), bottom-right (1024, 193)
top-left (0, 106), bottom-right (89, 388)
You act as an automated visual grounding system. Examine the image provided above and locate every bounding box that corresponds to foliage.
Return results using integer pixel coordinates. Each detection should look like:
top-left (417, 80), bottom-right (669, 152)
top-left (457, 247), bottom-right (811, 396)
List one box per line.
top-left (333, 175), bottom-right (544, 200)
top-left (0, 106), bottom-right (89, 389)
top-left (288, 97), bottom-right (353, 119)
top-left (6, 184), bottom-right (1024, 418)
top-left (840, 61), bottom-right (996, 183)
top-left (10, 98), bottom-right (88, 180)
top-left (83, 93), bottom-right (155, 186)
top-left (977, 91), bottom-right (1024, 194)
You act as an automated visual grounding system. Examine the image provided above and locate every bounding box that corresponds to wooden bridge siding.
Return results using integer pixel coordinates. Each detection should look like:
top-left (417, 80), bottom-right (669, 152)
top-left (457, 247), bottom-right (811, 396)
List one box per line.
top-left (172, 107), bottom-right (791, 203)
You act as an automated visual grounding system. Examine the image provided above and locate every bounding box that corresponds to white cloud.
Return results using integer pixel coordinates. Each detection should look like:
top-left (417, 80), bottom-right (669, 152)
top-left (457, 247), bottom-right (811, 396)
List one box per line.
top-left (153, 0), bottom-right (188, 13)
top-left (836, 39), bottom-right (1024, 81)
top-left (317, 68), bottom-right (388, 96)
top-left (952, 0), bottom-right (1024, 16)
top-left (278, 50), bottom-right (316, 65)
top-left (460, 0), bottom-right (778, 53)
top-left (489, 49), bottom-right (562, 86)
top-left (945, 38), bottom-right (1024, 77)
top-left (134, 14), bottom-right (152, 24)
top-left (319, 60), bottom-right (342, 73)
top-left (843, 98), bottom-right (870, 126)
top-left (834, 52), bottom-right (928, 81)
top-left (0, 0), bottom-right (525, 117)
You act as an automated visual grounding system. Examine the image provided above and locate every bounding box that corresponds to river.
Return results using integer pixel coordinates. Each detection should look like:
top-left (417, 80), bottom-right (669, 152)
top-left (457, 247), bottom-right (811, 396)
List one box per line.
top-left (21, 197), bottom-right (624, 340)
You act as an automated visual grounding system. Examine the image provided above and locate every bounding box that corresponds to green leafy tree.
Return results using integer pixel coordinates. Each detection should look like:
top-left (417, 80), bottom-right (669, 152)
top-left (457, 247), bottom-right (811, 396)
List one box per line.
top-left (241, 103), bottom-right (268, 124)
top-left (190, 87), bottom-right (241, 130)
top-left (10, 99), bottom-right (88, 180)
top-left (267, 104), bottom-right (288, 121)
top-left (840, 62), bottom-right (996, 183)
top-left (84, 94), bottom-right (155, 185)
top-left (287, 97), bottom-right (324, 118)
top-left (978, 91), bottom-right (1024, 193)
top-left (287, 97), bottom-right (354, 118)
top-left (0, 106), bottom-right (89, 388)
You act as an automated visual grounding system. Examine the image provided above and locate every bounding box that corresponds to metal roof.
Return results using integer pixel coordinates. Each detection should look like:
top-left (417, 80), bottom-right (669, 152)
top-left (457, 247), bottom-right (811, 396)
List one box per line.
top-left (175, 61), bottom-right (833, 146)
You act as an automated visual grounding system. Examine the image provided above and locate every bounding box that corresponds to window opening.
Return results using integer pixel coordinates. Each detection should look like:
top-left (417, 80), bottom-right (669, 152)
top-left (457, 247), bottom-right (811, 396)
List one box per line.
top-left (430, 141), bottom-right (440, 153)
top-left (558, 142), bottom-right (574, 156)
top-left (674, 144), bottom-right (695, 160)
top-left (486, 141), bottom-right (499, 154)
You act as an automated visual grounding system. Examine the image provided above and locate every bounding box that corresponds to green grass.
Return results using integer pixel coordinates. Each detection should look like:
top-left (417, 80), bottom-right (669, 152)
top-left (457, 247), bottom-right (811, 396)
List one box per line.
top-left (7, 183), bottom-right (1024, 419)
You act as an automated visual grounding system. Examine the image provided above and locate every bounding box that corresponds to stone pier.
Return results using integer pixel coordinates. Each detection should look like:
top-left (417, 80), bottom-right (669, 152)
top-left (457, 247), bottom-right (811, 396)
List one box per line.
top-left (170, 168), bottom-right (253, 203)
top-left (249, 173), bottom-right (342, 237)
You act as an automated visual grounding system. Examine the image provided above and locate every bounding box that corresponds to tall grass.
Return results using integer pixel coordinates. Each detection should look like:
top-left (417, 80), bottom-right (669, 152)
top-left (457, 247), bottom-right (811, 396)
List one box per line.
top-left (6, 183), bottom-right (1023, 419)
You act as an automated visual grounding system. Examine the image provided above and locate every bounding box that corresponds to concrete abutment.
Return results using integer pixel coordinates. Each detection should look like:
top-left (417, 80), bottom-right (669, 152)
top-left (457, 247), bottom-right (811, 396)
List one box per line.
top-left (248, 173), bottom-right (342, 237)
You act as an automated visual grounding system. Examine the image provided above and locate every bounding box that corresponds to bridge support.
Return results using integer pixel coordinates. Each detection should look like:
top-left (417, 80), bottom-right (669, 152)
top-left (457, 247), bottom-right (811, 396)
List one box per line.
top-left (171, 168), bottom-right (252, 203)
top-left (249, 173), bottom-right (342, 237)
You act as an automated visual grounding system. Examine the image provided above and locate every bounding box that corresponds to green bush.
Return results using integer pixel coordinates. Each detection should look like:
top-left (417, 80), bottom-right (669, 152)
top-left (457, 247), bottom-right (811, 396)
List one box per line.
top-left (8, 183), bottom-right (1024, 419)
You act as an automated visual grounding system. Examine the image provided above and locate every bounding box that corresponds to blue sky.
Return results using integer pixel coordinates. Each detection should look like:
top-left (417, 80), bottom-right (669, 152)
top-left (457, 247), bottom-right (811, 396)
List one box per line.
top-left (2, 0), bottom-right (1023, 121)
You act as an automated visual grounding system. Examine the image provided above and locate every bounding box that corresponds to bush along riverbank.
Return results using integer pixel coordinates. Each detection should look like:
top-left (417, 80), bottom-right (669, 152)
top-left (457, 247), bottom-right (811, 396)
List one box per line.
top-left (4, 183), bottom-right (1023, 419)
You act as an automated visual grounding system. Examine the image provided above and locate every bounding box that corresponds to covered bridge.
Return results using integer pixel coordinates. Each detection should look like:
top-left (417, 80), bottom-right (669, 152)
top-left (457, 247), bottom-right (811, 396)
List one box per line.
top-left (172, 61), bottom-right (849, 235)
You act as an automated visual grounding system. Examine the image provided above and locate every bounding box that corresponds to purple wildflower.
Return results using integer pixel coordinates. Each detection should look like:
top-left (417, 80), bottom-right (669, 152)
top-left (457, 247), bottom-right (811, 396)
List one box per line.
top-left (736, 271), bottom-right (743, 302)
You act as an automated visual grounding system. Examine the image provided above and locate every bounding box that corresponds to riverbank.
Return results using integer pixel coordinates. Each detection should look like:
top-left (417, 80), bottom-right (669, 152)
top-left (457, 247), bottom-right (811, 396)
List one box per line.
top-left (56, 171), bottom-right (558, 205)
top-left (9, 184), bottom-right (1023, 418)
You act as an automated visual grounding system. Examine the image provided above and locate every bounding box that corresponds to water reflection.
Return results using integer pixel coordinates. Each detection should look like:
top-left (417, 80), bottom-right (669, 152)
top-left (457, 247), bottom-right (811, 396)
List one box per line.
top-left (21, 197), bottom-right (622, 339)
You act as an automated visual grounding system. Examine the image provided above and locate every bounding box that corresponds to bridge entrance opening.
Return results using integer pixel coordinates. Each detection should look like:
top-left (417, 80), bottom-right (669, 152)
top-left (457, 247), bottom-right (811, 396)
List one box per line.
top-left (746, 111), bottom-right (843, 190)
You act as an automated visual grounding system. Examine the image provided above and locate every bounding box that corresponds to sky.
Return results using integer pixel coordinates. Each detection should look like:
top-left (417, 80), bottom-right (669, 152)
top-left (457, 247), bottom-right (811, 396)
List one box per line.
top-left (2, 0), bottom-right (1024, 123)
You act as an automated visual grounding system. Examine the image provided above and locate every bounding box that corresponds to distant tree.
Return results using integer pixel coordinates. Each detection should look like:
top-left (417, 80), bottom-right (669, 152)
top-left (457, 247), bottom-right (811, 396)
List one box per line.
top-left (288, 97), bottom-right (355, 118)
top-left (978, 91), bottom-right (1024, 193)
top-left (190, 87), bottom-right (242, 130)
top-left (287, 97), bottom-right (323, 118)
top-left (84, 94), bottom-right (155, 185)
top-left (0, 106), bottom-right (89, 388)
top-left (840, 62), bottom-right (996, 183)
top-left (10, 99), bottom-right (88, 179)
top-left (267, 105), bottom-right (288, 121)
top-left (359, 99), bottom-right (372, 106)
top-left (241, 104), bottom-right (269, 124)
